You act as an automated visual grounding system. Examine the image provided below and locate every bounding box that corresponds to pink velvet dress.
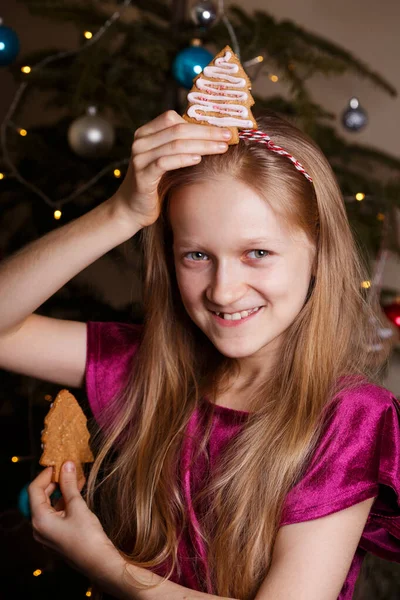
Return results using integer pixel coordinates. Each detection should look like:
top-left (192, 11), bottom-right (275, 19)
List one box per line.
top-left (85, 321), bottom-right (400, 599)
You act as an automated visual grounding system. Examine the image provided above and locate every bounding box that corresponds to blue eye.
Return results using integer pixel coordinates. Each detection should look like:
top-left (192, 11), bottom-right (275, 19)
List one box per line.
top-left (247, 249), bottom-right (270, 259)
top-left (186, 251), bottom-right (209, 261)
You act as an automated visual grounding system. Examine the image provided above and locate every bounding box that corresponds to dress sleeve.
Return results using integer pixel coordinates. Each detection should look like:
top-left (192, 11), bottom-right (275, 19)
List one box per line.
top-left (85, 321), bottom-right (143, 426)
top-left (280, 384), bottom-right (400, 562)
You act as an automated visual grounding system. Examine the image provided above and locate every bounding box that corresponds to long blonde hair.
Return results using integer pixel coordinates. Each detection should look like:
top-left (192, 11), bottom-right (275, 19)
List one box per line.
top-left (86, 111), bottom-right (393, 600)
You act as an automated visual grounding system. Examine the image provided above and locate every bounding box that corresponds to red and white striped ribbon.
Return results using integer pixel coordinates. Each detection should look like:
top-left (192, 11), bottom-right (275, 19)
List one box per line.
top-left (238, 129), bottom-right (313, 183)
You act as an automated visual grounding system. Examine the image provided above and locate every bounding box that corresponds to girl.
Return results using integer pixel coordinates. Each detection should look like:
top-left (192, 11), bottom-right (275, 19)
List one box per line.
top-left (2, 109), bottom-right (400, 600)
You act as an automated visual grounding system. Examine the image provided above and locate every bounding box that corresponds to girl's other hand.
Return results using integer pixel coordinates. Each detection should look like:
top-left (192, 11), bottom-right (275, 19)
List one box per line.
top-left (113, 110), bottom-right (231, 229)
top-left (28, 462), bottom-right (120, 582)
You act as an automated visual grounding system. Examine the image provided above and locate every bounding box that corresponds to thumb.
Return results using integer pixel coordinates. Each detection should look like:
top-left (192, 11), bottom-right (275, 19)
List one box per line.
top-left (59, 461), bottom-right (81, 504)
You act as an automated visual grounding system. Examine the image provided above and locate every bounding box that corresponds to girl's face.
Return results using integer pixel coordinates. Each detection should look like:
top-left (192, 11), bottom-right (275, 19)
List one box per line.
top-left (169, 176), bottom-right (316, 373)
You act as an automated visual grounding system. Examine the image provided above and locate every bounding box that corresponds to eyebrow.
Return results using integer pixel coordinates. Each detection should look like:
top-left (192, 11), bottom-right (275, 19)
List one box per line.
top-left (175, 237), bottom-right (284, 247)
top-left (238, 237), bottom-right (284, 245)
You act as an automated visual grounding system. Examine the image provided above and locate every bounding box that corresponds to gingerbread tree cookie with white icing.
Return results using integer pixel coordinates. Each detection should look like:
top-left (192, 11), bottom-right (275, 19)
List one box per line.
top-left (182, 45), bottom-right (257, 144)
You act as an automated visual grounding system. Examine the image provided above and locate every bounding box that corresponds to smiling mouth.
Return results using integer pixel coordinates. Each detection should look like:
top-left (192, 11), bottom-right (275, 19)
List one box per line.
top-left (211, 306), bottom-right (262, 321)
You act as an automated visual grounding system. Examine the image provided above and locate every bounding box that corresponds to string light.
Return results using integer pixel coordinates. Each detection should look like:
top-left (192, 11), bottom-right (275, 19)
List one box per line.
top-left (84, 31), bottom-right (93, 39)
top-left (21, 66), bottom-right (31, 74)
top-left (0, 173), bottom-right (4, 179)
top-left (86, 588), bottom-right (92, 597)
top-left (377, 213), bottom-right (385, 221)
top-left (269, 74), bottom-right (279, 82)
top-left (33, 569), bottom-right (42, 577)
top-left (11, 455), bottom-right (34, 462)
top-left (54, 209), bottom-right (62, 220)
top-left (113, 169), bottom-right (121, 178)
top-left (342, 193), bottom-right (369, 202)
top-left (361, 281), bottom-right (371, 289)
top-left (18, 128), bottom-right (27, 136)
top-left (243, 55), bottom-right (264, 67)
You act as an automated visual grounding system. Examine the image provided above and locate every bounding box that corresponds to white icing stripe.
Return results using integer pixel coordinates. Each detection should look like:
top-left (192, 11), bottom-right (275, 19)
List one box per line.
top-left (203, 70), bottom-right (246, 85)
top-left (187, 109), bottom-right (254, 128)
top-left (187, 96), bottom-right (250, 117)
top-left (196, 78), bottom-right (246, 98)
top-left (187, 50), bottom-right (253, 128)
top-left (188, 90), bottom-right (248, 105)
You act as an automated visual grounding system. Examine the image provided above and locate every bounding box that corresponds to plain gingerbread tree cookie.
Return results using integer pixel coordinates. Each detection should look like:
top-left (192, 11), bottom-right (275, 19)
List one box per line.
top-left (39, 389), bottom-right (94, 482)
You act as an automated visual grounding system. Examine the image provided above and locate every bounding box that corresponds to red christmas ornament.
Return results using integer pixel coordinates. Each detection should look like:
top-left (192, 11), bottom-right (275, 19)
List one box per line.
top-left (382, 302), bottom-right (400, 329)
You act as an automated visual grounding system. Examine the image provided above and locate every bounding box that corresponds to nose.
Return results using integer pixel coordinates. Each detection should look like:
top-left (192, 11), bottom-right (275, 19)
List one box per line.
top-left (205, 260), bottom-right (247, 308)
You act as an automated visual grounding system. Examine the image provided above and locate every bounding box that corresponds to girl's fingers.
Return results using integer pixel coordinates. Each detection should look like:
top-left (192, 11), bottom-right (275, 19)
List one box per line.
top-left (133, 121), bottom-right (231, 155)
top-left (141, 154), bottom-right (203, 185)
top-left (28, 467), bottom-right (55, 515)
top-left (134, 138), bottom-right (228, 172)
top-left (45, 482), bottom-right (57, 498)
top-left (51, 475), bottom-right (85, 511)
top-left (134, 110), bottom-right (186, 139)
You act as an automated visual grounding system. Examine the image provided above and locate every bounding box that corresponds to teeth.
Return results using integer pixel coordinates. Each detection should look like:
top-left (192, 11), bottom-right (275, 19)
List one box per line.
top-left (214, 307), bottom-right (260, 320)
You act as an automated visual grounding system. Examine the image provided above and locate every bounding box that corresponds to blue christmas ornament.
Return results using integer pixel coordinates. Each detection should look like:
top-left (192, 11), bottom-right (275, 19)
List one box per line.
top-left (17, 484), bottom-right (30, 518)
top-left (0, 20), bottom-right (20, 67)
top-left (172, 45), bottom-right (213, 89)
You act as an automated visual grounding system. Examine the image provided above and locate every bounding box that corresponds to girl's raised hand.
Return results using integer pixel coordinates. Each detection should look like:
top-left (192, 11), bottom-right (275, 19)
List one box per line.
top-left (113, 110), bottom-right (231, 229)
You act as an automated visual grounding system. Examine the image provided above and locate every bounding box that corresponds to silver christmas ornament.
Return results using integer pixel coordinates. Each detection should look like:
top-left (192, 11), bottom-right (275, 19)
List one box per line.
top-left (342, 97), bottom-right (368, 132)
top-left (68, 106), bottom-right (115, 158)
top-left (190, 0), bottom-right (218, 28)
